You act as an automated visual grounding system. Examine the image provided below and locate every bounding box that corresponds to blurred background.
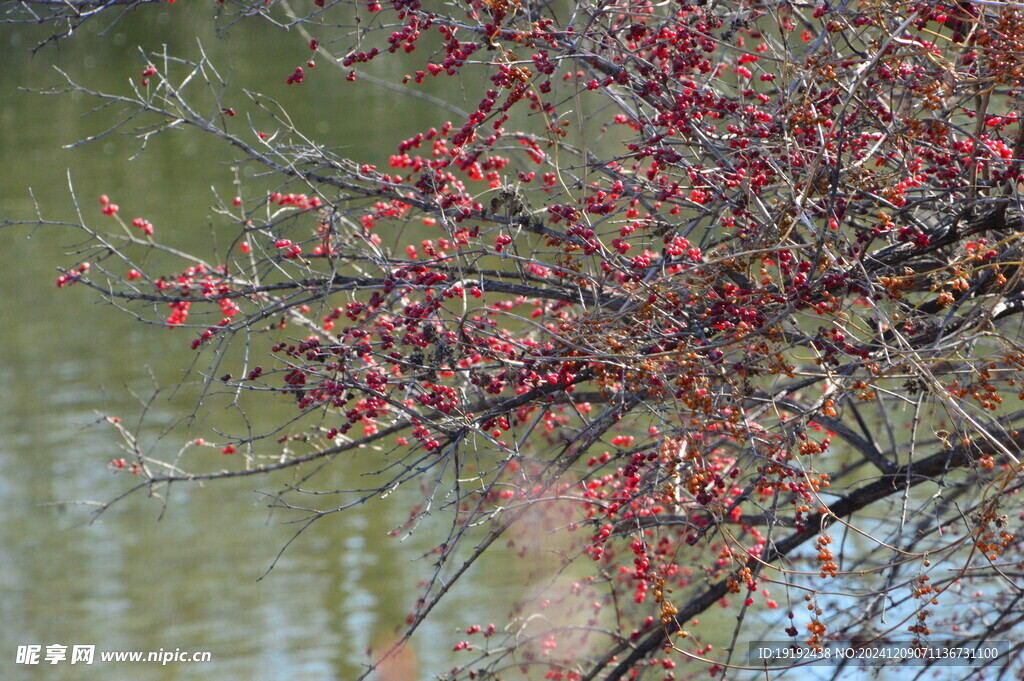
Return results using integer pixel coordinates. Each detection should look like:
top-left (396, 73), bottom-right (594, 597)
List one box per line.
top-left (0, 9), bottom-right (535, 680)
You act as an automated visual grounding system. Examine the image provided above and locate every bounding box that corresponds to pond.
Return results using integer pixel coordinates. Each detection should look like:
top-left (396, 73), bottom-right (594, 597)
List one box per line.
top-left (0, 12), bottom-right (539, 681)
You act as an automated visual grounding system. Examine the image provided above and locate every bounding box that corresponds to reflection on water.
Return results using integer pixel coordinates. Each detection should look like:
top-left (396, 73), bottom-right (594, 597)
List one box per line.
top-left (0, 12), bottom-right (531, 681)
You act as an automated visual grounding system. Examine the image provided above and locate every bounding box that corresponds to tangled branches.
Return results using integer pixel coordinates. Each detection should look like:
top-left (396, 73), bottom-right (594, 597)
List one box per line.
top-left (9, 0), bottom-right (1024, 678)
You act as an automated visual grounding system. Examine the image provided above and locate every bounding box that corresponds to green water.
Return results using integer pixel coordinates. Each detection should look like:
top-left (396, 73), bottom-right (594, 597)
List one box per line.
top-left (0, 11), bottom-right (531, 681)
